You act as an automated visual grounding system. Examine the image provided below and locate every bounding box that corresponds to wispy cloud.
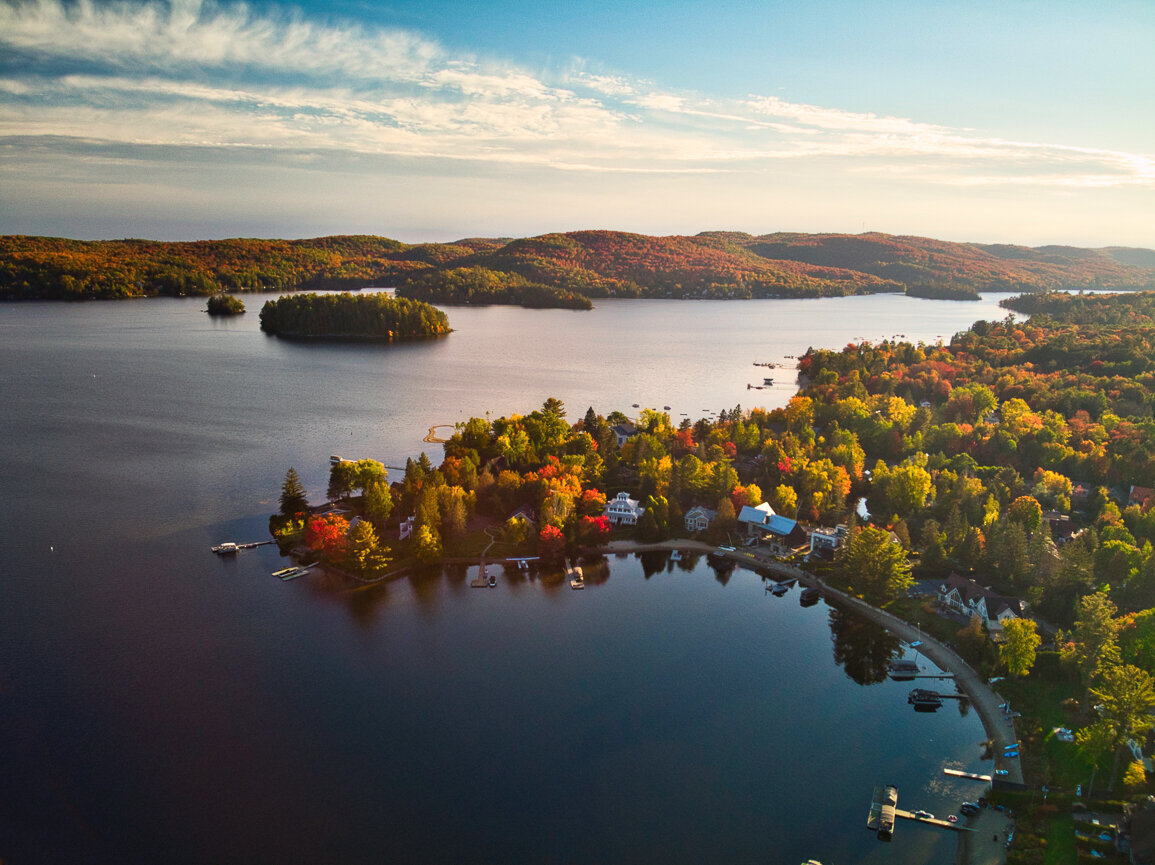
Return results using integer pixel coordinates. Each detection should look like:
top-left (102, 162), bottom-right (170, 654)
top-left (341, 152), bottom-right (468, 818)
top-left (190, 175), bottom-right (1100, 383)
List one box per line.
top-left (0, 0), bottom-right (1151, 191)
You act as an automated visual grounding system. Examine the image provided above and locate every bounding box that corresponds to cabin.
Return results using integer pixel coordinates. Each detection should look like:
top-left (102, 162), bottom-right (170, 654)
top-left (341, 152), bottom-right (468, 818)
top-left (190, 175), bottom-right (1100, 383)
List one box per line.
top-left (603, 491), bottom-right (645, 526)
top-left (937, 573), bottom-right (1025, 635)
top-left (683, 505), bottom-right (716, 533)
top-left (610, 422), bottom-right (638, 448)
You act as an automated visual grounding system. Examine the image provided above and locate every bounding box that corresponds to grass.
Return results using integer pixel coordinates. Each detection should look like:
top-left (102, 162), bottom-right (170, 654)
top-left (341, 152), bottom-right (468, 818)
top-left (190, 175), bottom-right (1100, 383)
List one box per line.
top-left (1044, 813), bottom-right (1078, 865)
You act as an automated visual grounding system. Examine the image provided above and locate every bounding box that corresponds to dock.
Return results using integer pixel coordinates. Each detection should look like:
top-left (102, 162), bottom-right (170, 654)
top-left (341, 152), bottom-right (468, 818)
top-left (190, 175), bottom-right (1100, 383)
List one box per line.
top-left (470, 561), bottom-right (495, 588)
top-left (944, 768), bottom-right (993, 782)
top-left (894, 809), bottom-right (973, 832)
top-left (211, 540), bottom-right (274, 554)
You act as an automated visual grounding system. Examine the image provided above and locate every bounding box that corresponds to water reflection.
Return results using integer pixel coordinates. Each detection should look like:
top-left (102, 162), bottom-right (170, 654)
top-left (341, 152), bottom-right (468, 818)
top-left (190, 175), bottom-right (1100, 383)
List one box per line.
top-left (827, 605), bottom-right (903, 685)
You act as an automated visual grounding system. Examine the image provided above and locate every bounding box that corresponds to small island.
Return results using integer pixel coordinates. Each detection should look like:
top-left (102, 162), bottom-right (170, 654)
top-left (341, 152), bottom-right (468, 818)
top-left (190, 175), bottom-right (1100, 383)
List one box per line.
top-left (258, 292), bottom-right (450, 341)
top-left (206, 293), bottom-right (246, 316)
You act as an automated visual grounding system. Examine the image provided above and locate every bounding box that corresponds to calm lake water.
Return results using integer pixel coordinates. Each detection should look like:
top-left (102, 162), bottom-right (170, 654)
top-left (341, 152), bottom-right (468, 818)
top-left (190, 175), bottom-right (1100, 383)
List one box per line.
top-left (0, 293), bottom-right (1011, 864)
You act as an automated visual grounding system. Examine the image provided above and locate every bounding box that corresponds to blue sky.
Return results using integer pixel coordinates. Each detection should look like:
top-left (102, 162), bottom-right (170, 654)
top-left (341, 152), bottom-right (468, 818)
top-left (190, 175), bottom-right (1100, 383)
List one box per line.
top-left (1, 0), bottom-right (1152, 246)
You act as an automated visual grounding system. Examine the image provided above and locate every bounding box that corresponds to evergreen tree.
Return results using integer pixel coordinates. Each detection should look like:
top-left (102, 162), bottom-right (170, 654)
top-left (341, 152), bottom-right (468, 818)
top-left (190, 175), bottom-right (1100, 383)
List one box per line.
top-left (280, 467), bottom-right (308, 516)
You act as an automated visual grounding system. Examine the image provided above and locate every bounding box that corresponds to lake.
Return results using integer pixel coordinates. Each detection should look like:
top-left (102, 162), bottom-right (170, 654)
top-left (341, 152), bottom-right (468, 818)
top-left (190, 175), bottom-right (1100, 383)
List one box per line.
top-left (0, 292), bottom-right (1011, 863)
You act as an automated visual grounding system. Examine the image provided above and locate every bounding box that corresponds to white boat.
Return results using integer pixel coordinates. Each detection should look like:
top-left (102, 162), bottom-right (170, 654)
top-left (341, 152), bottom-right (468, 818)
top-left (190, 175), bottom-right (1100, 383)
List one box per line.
top-left (670, 549), bottom-right (682, 561)
top-left (275, 566), bottom-right (310, 581)
top-left (271, 566), bottom-right (298, 578)
top-left (212, 542), bottom-right (239, 555)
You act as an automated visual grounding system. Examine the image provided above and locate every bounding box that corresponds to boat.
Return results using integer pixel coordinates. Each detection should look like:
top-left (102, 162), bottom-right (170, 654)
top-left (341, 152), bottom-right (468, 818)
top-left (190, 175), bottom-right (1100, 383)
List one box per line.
top-left (867, 784), bottom-right (898, 841)
top-left (799, 586), bottom-right (820, 606)
top-left (763, 377), bottom-right (774, 385)
top-left (329, 454), bottom-right (344, 464)
top-left (908, 688), bottom-right (943, 710)
top-left (570, 577), bottom-right (585, 589)
top-left (211, 542), bottom-right (239, 555)
top-left (887, 659), bottom-right (920, 680)
top-left (770, 581), bottom-right (791, 596)
top-left (663, 405), bottom-right (671, 410)
top-left (271, 566), bottom-right (298, 578)
top-left (670, 549), bottom-right (682, 561)
top-left (488, 572), bottom-right (496, 587)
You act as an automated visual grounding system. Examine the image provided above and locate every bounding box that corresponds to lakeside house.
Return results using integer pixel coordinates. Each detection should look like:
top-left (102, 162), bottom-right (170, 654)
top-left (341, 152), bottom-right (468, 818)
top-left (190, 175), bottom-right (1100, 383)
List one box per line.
top-left (684, 505), bottom-right (716, 533)
top-left (604, 491), bottom-right (645, 526)
top-left (738, 502), bottom-right (808, 552)
top-left (937, 573), bottom-right (1026, 636)
top-left (809, 524), bottom-right (849, 558)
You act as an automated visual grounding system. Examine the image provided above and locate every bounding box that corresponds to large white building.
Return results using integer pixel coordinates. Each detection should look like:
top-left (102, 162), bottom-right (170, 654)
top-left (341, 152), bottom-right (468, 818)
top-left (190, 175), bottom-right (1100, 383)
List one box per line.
top-left (604, 491), bottom-right (645, 526)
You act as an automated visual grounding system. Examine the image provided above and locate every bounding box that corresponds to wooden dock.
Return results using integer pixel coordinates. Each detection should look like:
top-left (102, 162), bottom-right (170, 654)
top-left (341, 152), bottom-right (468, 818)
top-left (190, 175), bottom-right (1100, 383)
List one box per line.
top-left (944, 768), bottom-right (993, 782)
top-left (470, 561), bottom-right (495, 588)
top-left (894, 808), bottom-right (973, 832)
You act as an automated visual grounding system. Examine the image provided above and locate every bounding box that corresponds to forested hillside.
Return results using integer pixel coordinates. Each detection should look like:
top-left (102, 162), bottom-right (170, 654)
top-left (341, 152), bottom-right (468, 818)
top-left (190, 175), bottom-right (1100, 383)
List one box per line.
top-left (2, 230), bottom-right (1152, 302)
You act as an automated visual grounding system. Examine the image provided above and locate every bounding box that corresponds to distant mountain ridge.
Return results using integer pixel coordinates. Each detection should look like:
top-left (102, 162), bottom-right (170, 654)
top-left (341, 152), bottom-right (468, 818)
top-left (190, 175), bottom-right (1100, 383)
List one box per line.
top-left (1, 230), bottom-right (1152, 301)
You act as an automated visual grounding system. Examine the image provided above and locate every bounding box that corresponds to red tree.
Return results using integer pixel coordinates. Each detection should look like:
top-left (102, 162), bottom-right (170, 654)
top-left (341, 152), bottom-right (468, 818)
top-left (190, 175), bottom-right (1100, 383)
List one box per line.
top-left (306, 513), bottom-right (350, 559)
top-left (537, 524), bottom-right (566, 562)
top-left (578, 515), bottom-right (612, 546)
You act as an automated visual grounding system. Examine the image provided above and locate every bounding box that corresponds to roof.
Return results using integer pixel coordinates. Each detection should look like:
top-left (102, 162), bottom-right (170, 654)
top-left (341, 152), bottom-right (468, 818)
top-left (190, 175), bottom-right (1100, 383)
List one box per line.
top-left (939, 573), bottom-right (1025, 619)
top-left (738, 502), bottom-right (776, 525)
top-left (765, 515), bottom-right (800, 537)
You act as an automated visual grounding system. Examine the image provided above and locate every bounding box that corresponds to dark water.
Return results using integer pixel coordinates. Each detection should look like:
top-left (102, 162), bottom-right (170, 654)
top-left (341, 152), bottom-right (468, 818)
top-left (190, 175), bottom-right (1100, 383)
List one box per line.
top-left (0, 294), bottom-right (1009, 864)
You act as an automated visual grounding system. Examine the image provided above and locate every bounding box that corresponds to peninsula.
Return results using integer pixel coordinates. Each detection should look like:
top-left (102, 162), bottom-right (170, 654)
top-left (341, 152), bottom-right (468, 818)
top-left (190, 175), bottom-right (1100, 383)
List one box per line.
top-left (271, 291), bottom-right (1155, 860)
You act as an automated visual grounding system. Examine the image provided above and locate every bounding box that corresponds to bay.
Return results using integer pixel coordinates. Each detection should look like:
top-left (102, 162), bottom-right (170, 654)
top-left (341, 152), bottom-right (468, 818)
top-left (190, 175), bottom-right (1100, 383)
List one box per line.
top-left (0, 293), bottom-right (1010, 863)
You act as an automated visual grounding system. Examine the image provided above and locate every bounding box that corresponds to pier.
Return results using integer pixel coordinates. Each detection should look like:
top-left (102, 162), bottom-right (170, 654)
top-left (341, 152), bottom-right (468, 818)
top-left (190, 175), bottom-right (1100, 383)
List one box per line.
top-left (894, 809), bottom-right (973, 832)
top-left (211, 540), bottom-right (274, 554)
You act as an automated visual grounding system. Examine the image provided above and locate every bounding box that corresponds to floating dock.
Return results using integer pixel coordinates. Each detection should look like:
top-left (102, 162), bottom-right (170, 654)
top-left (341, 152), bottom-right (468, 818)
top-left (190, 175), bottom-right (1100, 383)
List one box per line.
top-left (943, 768), bottom-right (993, 782)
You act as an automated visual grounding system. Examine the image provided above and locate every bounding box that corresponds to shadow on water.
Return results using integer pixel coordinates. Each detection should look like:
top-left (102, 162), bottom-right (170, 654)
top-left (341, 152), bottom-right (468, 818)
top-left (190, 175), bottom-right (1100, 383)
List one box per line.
top-left (827, 605), bottom-right (903, 686)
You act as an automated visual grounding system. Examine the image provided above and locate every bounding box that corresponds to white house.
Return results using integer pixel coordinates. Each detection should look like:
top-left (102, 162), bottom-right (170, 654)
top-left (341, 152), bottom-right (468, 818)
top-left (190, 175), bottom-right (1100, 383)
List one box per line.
top-left (684, 506), bottom-right (716, 533)
top-left (937, 573), bottom-right (1025, 635)
top-left (604, 491), bottom-right (645, 526)
top-left (809, 524), bottom-right (848, 557)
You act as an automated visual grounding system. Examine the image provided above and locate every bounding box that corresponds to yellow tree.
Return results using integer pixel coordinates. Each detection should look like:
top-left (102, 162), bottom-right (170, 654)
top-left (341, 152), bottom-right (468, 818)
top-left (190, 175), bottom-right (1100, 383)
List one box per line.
top-left (1000, 618), bottom-right (1041, 677)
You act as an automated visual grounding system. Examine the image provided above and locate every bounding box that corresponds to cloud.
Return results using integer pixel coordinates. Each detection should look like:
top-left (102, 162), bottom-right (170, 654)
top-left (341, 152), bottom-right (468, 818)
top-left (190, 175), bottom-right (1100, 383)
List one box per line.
top-left (0, 0), bottom-right (1151, 197)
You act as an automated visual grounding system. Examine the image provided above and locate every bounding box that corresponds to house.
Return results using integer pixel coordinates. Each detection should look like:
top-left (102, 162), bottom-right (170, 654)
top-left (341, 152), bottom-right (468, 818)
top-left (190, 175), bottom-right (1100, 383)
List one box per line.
top-left (399, 515), bottom-right (415, 540)
top-left (1071, 480), bottom-right (1093, 507)
top-left (937, 573), bottom-right (1026, 635)
top-left (684, 505), bottom-right (716, 533)
top-left (1131, 486), bottom-right (1155, 510)
top-left (610, 422), bottom-right (638, 448)
top-left (809, 524), bottom-right (849, 558)
top-left (738, 502), bottom-right (808, 551)
top-left (1044, 511), bottom-right (1081, 544)
top-left (604, 491), bottom-right (645, 526)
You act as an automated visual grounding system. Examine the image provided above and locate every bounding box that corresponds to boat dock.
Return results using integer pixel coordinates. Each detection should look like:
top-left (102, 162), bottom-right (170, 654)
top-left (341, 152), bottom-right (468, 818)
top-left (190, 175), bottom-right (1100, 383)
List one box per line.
top-left (943, 768), bottom-right (993, 782)
top-left (211, 540), bottom-right (274, 554)
top-left (894, 809), bottom-right (973, 832)
top-left (470, 561), bottom-right (495, 588)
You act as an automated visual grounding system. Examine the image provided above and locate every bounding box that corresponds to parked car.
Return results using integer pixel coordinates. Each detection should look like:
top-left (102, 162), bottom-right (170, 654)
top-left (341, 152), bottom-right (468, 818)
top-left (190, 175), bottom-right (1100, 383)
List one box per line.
top-left (960, 802), bottom-right (981, 817)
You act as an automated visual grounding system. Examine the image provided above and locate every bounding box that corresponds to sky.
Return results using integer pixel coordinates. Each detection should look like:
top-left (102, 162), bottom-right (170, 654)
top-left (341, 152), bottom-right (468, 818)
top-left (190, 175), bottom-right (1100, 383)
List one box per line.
top-left (1, 0), bottom-right (1152, 247)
